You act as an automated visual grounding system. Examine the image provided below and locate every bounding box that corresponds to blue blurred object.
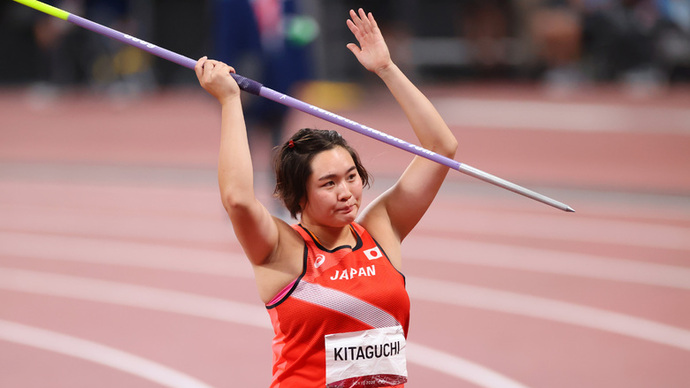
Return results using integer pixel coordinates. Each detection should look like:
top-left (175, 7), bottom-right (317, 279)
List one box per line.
top-left (210, 0), bottom-right (314, 147)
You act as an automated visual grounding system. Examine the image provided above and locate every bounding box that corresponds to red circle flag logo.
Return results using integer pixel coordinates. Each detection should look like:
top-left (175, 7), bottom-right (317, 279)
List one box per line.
top-left (364, 247), bottom-right (382, 260)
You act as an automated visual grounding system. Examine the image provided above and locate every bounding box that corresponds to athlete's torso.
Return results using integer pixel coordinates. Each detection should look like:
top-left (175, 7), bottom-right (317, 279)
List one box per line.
top-left (266, 223), bottom-right (410, 388)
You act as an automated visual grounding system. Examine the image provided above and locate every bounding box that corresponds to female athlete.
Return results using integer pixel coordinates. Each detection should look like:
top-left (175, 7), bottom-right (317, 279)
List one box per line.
top-left (195, 8), bottom-right (457, 388)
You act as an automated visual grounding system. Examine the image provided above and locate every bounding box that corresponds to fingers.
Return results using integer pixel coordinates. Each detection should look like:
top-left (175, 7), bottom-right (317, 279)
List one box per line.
top-left (358, 8), bottom-right (370, 28)
top-left (348, 8), bottom-right (372, 33)
top-left (195, 57), bottom-right (235, 83)
top-left (199, 58), bottom-right (214, 85)
top-left (195, 57), bottom-right (240, 103)
top-left (195, 56), bottom-right (207, 80)
top-left (196, 56), bottom-right (219, 84)
top-left (203, 60), bottom-right (216, 84)
top-left (347, 8), bottom-right (379, 42)
top-left (366, 9), bottom-right (378, 29)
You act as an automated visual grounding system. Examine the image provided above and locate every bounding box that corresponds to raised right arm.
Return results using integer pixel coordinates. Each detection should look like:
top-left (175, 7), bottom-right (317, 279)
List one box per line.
top-left (195, 57), bottom-right (279, 265)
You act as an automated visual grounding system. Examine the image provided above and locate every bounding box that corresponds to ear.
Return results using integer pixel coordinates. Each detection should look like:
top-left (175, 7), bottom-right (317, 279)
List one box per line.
top-left (299, 197), bottom-right (307, 212)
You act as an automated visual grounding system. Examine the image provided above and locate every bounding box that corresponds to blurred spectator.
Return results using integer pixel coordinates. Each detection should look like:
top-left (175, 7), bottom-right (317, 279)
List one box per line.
top-left (520, 0), bottom-right (690, 90)
top-left (29, 0), bottom-right (154, 98)
top-left (574, 0), bottom-right (688, 90)
top-left (3, 0), bottom-right (688, 91)
top-left (581, 0), bottom-right (664, 84)
top-left (209, 0), bottom-right (314, 213)
top-left (527, 0), bottom-right (584, 86)
top-left (461, 0), bottom-right (516, 77)
top-left (646, 0), bottom-right (690, 82)
top-left (210, 0), bottom-right (314, 154)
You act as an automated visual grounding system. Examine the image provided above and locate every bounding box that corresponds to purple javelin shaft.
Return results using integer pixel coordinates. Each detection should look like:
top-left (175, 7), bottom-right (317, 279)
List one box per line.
top-left (66, 14), bottom-right (573, 212)
top-left (259, 85), bottom-right (574, 213)
top-left (68, 13), bottom-right (462, 169)
top-left (258, 88), bottom-right (463, 169)
top-left (68, 14), bottom-right (264, 94)
top-left (69, 15), bottom-right (194, 68)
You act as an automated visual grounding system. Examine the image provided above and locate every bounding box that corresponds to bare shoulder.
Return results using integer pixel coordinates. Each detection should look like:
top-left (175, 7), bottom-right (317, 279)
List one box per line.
top-left (358, 200), bottom-right (403, 270)
top-left (251, 218), bottom-right (306, 304)
top-left (266, 217), bottom-right (305, 268)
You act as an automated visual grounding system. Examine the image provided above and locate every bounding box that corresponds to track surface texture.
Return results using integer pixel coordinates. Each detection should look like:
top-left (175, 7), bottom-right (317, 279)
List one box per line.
top-left (1, 84), bottom-right (689, 388)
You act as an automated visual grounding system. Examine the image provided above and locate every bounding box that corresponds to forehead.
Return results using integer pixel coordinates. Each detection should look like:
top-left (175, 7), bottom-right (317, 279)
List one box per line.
top-left (310, 147), bottom-right (355, 178)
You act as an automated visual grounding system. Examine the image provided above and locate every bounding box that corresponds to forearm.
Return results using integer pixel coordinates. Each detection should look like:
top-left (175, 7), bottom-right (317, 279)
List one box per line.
top-left (217, 98), bottom-right (255, 210)
top-left (344, 9), bottom-right (455, 156)
top-left (376, 64), bottom-right (458, 157)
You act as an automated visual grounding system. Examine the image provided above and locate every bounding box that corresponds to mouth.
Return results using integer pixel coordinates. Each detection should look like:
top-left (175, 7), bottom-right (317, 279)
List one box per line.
top-left (337, 204), bottom-right (357, 214)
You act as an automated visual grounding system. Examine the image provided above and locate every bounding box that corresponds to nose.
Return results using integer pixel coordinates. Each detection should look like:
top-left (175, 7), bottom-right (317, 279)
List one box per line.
top-left (337, 181), bottom-right (352, 201)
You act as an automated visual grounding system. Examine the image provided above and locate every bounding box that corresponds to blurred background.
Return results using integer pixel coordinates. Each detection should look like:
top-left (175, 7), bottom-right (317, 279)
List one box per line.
top-left (2, 0), bottom-right (690, 91)
top-left (1, 1), bottom-right (689, 388)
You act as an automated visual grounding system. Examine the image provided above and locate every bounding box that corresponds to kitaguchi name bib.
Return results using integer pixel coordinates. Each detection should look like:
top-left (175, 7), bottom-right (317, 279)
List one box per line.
top-left (325, 326), bottom-right (407, 387)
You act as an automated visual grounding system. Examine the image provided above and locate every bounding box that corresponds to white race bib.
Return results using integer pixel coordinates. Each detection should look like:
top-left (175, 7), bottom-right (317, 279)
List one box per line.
top-left (325, 326), bottom-right (407, 387)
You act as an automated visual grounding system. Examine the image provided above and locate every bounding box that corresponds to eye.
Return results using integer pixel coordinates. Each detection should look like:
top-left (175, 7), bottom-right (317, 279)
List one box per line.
top-left (347, 173), bottom-right (357, 181)
top-left (322, 181), bottom-right (335, 188)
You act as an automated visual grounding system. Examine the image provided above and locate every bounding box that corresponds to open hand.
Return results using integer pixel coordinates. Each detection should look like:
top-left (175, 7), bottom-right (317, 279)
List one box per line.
top-left (346, 9), bottom-right (392, 74)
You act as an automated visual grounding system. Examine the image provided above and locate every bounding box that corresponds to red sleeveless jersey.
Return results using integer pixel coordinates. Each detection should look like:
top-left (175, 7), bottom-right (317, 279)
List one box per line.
top-left (266, 223), bottom-right (410, 388)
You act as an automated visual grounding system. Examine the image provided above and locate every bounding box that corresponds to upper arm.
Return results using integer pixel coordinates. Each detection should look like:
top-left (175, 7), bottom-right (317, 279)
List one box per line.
top-left (360, 154), bottom-right (453, 244)
top-left (363, 65), bottom-right (457, 243)
top-left (226, 199), bottom-right (305, 303)
top-left (226, 199), bottom-right (283, 266)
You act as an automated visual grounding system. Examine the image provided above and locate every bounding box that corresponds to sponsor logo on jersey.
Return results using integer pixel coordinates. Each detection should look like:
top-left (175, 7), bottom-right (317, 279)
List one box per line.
top-left (314, 254), bottom-right (326, 268)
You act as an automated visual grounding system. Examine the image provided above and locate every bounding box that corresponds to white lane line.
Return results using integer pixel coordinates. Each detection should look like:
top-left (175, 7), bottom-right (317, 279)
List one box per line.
top-left (420, 210), bottom-right (690, 251)
top-left (432, 98), bottom-right (690, 133)
top-left (0, 231), bottom-right (254, 278)
top-left (407, 277), bottom-right (690, 352)
top-left (4, 200), bottom-right (688, 250)
top-left (3, 268), bottom-right (690, 354)
top-left (0, 203), bottom-right (232, 245)
top-left (0, 319), bottom-right (214, 388)
top-left (0, 268), bottom-right (530, 388)
top-left (407, 343), bottom-right (530, 388)
top-left (6, 266), bottom-right (690, 384)
top-left (405, 237), bottom-right (690, 290)
top-left (2, 230), bottom-right (688, 290)
top-left (0, 268), bottom-right (269, 329)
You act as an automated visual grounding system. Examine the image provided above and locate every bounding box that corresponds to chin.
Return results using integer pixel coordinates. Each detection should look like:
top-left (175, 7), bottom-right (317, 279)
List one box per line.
top-left (341, 210), bottom-right (359, 224)
top-left (329, 211), bottom-right (356, 225)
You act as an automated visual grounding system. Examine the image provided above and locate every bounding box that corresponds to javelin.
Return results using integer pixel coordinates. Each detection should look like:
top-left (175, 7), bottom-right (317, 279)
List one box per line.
top-left (13, 0), bottom-right (574, 212)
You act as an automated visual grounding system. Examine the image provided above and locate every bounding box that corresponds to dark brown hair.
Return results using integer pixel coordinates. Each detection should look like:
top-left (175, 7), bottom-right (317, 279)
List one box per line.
top-left (273, 128), bottom-right (370, 218)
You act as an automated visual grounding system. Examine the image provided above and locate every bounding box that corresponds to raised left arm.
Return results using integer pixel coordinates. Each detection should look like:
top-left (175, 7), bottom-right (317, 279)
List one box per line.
top-left (348, 9), bottom-right (458, 257)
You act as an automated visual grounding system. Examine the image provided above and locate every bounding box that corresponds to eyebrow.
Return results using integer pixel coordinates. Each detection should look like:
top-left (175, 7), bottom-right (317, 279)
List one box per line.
top-left (317, 166), bottom-right (357, 181)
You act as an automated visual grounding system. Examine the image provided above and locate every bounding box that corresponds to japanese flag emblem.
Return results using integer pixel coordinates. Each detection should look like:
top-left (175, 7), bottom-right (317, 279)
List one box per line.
top-left (364, 247), bottom-right (382, 260)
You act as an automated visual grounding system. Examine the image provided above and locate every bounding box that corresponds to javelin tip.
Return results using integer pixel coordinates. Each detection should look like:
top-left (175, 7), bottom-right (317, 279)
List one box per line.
top-left (13, 0), bottom-right (70, 20)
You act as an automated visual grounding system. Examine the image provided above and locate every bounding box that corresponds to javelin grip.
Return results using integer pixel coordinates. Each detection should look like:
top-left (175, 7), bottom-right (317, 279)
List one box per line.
top-left (231, 74), bottom-right (263, 95)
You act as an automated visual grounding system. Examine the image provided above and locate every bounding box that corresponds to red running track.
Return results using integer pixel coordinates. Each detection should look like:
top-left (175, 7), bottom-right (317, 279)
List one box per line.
top-left (1, 84), bottom-right (689, 388)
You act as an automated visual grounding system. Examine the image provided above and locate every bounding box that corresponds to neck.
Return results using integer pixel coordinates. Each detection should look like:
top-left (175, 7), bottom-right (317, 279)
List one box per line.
top-left (301, 222), bottom-right (355, 250)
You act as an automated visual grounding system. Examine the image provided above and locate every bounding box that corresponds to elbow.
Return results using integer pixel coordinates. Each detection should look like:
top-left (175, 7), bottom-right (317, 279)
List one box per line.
top-left (220, 189), bottom-right (255, 216)
top-left (422, 123), bottom-right (458, 158)
top-left (432, 136), bottom-right (458, 159)
top-left (221, 196), bottom-right (241, 215)
top-left (446, 137), bottom-right (459, 158)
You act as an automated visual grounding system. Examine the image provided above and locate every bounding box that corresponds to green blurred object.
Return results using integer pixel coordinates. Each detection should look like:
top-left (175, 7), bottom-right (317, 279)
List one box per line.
top-left (286, 16), bottom-right (319, 46)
